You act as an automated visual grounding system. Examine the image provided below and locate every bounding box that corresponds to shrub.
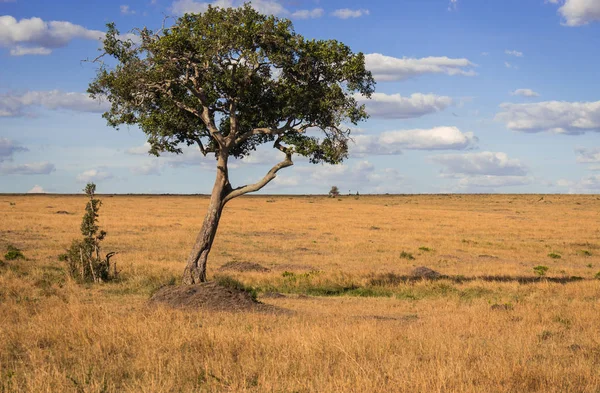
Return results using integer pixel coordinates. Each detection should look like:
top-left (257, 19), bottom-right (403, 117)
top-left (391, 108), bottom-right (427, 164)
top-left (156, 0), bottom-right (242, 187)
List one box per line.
top-left (400, 251), bottom-right (415, 260)
top-left (64, 183), bottom-right (117, 283)
top-left (533, 265), bottom-right (549, 277)
top-left (4, 245), bottom-right (24, 261)
top-left (328, 186), bottom-right (340, 198)
top-left (548, 252), bottom-right (561, 259)
top-left (419, 246), bottom-right (432, 252)
top-left (579, 250), bottom-right (592, 257)
top-left (595, 272), bottom-right (600, 280)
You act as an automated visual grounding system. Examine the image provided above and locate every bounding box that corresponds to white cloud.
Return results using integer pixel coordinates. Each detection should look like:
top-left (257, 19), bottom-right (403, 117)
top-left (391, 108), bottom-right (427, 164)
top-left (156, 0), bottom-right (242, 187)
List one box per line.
top-left (511, 88), bottom-right (540, 97)
top-left (27, 185), bottom-right (46, 193)
top-left (0, 15), bottom-right (104, 55)
top-left (575, 147), bottom-right (600, 163)
top-left (0, 138), bottom-right (27, 162)
top-left (505, 49), bottom-right (523, 57)
top-left (495, 100), bottom-right (600, 134)
top-left (352, 126), bottom-right (477, 155)
top-left (504, 61), bottom-right (513, 68)
top-left (551, 0), bottom-right (600, 26)
top-left (291, 8), bottom-right (324, 19)
top-left (131, 162), bottom-right (162, 175)
top-left (432, 151), bottom-right (527, 176)
top-left (120, 5), bottom-right (136, 14)
top-left (456, 175), bottom-right (533, 188)
top-left (356, 92), bottom-right (453, 119)
top-left (331, 9), bottom-right (370, 19)
top-left (557, 174), bottom-right (600, 193)
top-left (365, 53), bottom-right (476, 82)
top-left (0, 162), bottom-right (55, 175)
top-left (126, 142), bottom-right (152, 155)
top-left (0, 90), bottom-right (109, 117)
top-left (171, 0), bottom-right (323, 19)
top-left (76, 169), bottom-right (113, 182)
top-left (448, 0), bottom-right (458, 11)
top-left (9, 45), bottom-right (52, 56)
top-left (291, 160), bottom-right (404, 193)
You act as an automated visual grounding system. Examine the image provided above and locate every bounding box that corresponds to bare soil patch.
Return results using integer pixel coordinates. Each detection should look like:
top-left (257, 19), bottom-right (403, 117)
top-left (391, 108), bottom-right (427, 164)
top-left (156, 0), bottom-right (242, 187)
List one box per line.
top-left (149, 282), bottom-right (284, 313)
top-left (218, 261), bottom-right (270, 273)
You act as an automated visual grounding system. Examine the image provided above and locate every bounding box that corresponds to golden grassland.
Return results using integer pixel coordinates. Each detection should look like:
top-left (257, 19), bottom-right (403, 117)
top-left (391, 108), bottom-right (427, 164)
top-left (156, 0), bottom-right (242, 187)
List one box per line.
top-left (1, 193), bottom-right (600, 392)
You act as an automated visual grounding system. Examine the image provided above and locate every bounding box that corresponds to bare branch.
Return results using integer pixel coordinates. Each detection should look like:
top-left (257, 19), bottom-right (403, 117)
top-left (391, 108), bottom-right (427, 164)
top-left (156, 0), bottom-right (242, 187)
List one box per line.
top-left (232, 118), bottom-right (317, 147)
top-left (222, 138), bottom-right (293, 205)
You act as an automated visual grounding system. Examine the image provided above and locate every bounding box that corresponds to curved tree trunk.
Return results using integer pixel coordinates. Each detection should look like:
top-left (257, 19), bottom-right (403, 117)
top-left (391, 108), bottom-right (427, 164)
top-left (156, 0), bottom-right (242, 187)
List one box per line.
top-left (182, 157), bottom-right (230, 284)
top-left (181, 143), bottom-right (292, 284)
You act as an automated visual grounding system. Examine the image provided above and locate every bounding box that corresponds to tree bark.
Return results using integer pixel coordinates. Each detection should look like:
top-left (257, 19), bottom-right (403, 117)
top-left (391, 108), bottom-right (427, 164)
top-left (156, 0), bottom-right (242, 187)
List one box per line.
top-left (182, 155), bottom-right (230, 284)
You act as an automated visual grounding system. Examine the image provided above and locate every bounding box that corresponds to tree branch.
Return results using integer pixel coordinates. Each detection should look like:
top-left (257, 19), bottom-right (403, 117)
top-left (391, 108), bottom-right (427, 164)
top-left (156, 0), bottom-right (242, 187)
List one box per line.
top-left (221, 139), bottom-right (293, 206)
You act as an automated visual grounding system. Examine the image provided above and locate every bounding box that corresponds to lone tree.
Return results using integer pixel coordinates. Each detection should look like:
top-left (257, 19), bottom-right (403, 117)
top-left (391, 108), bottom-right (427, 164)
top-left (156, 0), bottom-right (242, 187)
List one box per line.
top-left (88, 5), bottom-right (375, 284)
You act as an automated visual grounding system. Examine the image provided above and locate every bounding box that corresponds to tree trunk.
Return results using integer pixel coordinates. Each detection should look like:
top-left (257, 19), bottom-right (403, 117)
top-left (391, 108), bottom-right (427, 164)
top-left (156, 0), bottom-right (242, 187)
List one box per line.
top-left (182, 156), bottom-right (230, 284)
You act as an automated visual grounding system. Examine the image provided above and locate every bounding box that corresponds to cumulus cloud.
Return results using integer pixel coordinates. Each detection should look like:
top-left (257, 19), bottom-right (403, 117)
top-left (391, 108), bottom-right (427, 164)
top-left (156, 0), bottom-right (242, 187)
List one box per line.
top-left (120, 5), bottom-right (136, 14)
top-left (9, 46), bottom-right (52, 56)
top-left (556, 175), bottom-right (600, 193)
top-left (0, 15), bottom-right (105, 55)
top-left (131, 162), bottom-right (162, 175)
top-left (432, 151), bottom-right (527, 176)
top-left (495, 100), bottom-right (600, 134)
top-left (355, 92), bottom-right (453, 119)
top-left (0, 162), bottom-right (55, 175)
top-left (549, 0), bottom-right (600, 26)
top-left (290, 161), bottom-right (404, 193)
top-left (511, 88), bottom-right (540, 97)
top-left (0, 138), bottom-right (28, 162)
top-left (575, 147), bottom-right (600, 163)
top-left (171, 0), bottom-right (323, 19)
top-left (505, 49), bottom-right (523, 57)
top-left (456, 175), bottom-right (533, 188)
top-left (0, 90), bottom-right (109, 117)
top-left (76, 169), bottom-right (113, 182)
top-left (352, 126), bottom-right (477, 155)
top-left (365, 53), bottom-right (476, 82)
top-left (292, 8), bottom-right (324, 19)
top-left (331, 9), bottom-right (370, 19)
top-left (126, 142), bottom-right (152, 155)
top-left (27, 185), bottom-right (46, 193)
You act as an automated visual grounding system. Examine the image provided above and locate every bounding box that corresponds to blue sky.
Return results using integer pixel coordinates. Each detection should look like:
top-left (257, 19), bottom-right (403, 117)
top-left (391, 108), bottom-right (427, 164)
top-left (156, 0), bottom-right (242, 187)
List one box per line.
top-left (1, 0), bottom-right (599, 194)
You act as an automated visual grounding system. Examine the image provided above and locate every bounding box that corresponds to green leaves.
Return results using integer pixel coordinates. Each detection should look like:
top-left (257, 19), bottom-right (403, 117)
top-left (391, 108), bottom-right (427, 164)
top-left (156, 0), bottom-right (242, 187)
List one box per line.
top-left (89, 4), bottom-right (374, 165)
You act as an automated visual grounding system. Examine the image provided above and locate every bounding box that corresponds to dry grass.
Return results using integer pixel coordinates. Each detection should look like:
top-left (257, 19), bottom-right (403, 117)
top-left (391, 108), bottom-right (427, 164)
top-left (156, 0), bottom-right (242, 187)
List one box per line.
top-left (1, 194), bottom-right (600, 392)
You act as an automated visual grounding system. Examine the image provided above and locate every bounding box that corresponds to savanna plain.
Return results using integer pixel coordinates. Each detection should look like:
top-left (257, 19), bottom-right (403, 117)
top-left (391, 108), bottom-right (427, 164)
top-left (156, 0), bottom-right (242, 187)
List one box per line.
top-left (1, 193), bottom-right (600, 392)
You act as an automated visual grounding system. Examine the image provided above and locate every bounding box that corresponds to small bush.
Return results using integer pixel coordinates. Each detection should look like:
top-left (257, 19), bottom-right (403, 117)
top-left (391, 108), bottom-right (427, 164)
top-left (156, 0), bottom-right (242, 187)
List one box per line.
top-left (548, 252), bottom-right (562, 259)
top-left (58, 253), bottom-right (68, 262)
top-left (419, 246), bottom-right (432, 252)
top-left (533, 265), bottom-right (549, 277)
top-left (5, 245), bottom-right (25, 261)
top-left (579, 250), bottom-right (592, 257)
top-left (595, 272), bottom-right (600, 280)
top-left (328, 186), bottom-right (340, 198)
top-left (65, 183), bottom-right (117, 283)
top-left (400, 251), bottom-right (415, 260)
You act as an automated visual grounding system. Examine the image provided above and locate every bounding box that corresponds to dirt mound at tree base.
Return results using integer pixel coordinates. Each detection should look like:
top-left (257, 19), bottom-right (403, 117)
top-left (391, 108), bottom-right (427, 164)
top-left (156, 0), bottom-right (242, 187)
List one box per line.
top-left (412, 266), bottom-right (442, 279)
top-left (149, 282), bottom-right (284, 313)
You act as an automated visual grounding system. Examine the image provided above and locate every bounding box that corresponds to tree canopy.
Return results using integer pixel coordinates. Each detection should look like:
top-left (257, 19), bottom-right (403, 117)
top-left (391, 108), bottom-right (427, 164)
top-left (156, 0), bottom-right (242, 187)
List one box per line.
top-left (89, 4), bottom-right (375, 175)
